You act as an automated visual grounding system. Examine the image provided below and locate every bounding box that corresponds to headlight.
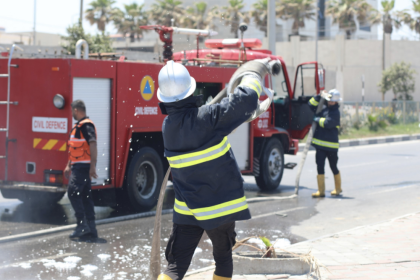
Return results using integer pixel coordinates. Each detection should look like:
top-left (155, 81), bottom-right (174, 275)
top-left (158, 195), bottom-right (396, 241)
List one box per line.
top-left (53, 94), bottom-right (65, 109)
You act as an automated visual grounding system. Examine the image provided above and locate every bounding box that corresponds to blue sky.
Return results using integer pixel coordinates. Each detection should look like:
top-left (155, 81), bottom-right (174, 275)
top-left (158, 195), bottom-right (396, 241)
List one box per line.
top-left (0, 0), bottom-right (418, 40)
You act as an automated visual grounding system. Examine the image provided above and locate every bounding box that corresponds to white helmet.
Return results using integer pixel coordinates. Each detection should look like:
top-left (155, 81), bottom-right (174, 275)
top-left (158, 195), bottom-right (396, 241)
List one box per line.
top-left (157, 60), bottom-right (196, 103)
top-left (329, 89), bottom-right (342, 102)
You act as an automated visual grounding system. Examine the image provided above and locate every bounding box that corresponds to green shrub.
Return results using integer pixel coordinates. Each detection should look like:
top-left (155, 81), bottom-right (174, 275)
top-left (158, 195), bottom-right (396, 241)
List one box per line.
top-left (368, 114), bottom-right (388, 131)
top-left (387, 112), bottom-right (398, 124)
top-left (353, 121), bottom-right (362, 130)
top-left (339, 117), bottom-right (352, 135)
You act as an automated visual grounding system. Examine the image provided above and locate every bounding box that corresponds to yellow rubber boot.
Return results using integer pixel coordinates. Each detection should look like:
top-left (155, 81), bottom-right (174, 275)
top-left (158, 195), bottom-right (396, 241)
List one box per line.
top-left (331, 172), bottom-right (342, 196)
top-left (312, 174), bottom-right (325, 197)
top-left (213, 274), bottom-right (232, 280)
top-left (157, 274), bottom-right (172, 280)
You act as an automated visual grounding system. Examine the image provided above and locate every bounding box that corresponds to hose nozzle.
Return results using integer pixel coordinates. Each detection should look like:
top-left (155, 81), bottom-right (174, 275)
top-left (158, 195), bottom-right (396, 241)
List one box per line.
top-left (268, 59), bottom-right (281, 76)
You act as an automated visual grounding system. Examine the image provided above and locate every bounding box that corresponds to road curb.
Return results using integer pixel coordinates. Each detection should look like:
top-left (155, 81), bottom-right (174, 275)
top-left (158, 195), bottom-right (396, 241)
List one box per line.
top-left (185, 211), bottom-right (420, 276)
top-left (0, 209), bottom-right (173, 244)
top-left (298, 133), bottom-right (420, 151)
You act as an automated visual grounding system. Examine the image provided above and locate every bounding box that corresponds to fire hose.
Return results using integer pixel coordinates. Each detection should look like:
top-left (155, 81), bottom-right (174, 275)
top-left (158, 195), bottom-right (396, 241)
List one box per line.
top-left (149, 58), bottom-right (282, 279)
top-left (294, 96), bottom-right (326, 195)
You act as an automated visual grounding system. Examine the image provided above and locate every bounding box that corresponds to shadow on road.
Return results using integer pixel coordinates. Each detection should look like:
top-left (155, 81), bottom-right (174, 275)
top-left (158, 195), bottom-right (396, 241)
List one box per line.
top-left (0, 202), bottom-right (69, 225)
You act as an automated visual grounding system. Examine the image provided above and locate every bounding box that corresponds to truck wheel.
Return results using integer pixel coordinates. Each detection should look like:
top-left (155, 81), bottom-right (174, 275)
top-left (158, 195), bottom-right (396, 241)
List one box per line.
top-left (255, 138), bottom-right (284, 191)
top-left (125, 147), bottom-right (164, 212)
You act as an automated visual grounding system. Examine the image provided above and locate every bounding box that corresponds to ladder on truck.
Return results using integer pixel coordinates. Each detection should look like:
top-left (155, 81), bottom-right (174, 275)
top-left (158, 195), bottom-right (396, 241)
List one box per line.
top-left (0, 44), bottom-right (21, 181)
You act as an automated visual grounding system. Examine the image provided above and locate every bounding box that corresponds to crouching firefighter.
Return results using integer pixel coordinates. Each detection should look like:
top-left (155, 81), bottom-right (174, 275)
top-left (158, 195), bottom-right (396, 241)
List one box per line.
top-left (308, 89), bottom-right (342, 197)
top-left (156, 61), bottom-right (265, 280)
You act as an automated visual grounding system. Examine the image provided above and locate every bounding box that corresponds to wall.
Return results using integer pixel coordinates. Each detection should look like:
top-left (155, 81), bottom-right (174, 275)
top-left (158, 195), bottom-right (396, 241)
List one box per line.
top-left (0, 32), bottom-right (62, 46)
top-left (275, 35), bottom-right (420, 102)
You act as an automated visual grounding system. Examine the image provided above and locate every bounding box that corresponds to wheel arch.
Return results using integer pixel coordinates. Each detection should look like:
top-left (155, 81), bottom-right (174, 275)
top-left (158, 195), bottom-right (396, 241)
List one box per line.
top-left (122, 131), bottom-right (168, 187)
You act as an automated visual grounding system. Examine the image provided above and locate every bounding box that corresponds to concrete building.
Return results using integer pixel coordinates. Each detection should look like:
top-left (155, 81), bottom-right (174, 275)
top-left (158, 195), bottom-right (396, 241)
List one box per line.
top-left (276, 35), bottom-right (420, 102)
top-left (0, 29), bottom-right (63, 46)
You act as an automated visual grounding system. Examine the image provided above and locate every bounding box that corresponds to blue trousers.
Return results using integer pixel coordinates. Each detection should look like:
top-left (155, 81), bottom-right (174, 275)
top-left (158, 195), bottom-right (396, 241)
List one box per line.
top-left (68, 165), bottom-right (95, 221)
top-left (164, 222), bottom-right (236, 279)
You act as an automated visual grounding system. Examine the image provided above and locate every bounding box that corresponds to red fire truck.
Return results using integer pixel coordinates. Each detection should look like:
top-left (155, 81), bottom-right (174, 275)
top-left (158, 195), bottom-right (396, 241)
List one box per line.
top-left (0, 34), bottom-right (324, 212)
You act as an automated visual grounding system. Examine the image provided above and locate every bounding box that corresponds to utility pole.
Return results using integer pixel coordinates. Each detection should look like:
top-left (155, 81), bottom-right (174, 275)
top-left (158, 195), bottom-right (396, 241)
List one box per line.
top-left (267, 0), bottom-right (276, 55)
top-left (315, 0), bottom-right (319, 62)
top-left (33, 0), bottom-right (36, 46)
top-left (79, 0), bottom-right (84, 27)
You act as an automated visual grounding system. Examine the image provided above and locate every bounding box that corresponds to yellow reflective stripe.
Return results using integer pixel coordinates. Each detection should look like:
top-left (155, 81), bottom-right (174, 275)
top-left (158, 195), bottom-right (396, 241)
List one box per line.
top-left (309, 97), bottom-right (319, 106)
top-left (167, 137), bottom-right (231, 168)
top-left (312, 138), bottom-right (339, 149)
top-left (33, 138), bottom-right (41, 148)
top-left (319, 118), bottom-right (326, 128)
top-left (241, 77), bottom-right (262, 92)
top-left (240, 77), bottom-right (262, 97)
top-left (174, 206), bottom-right (194, 216)
top-left (43, 139), bottom-right (58, 150)
top-left (336, 126), bottom-right (340, 129)
top-left (174, 196), bottom-right (249, 220)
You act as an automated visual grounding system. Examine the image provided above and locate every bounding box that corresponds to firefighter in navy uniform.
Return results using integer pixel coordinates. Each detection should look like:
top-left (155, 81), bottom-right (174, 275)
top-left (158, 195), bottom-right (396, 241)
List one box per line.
top-left (308, 89), bottom-right (342, 197)
top-left (64, 100), bottom-right (99, 239)
top-left (157, 61), bottom-right (263, 280)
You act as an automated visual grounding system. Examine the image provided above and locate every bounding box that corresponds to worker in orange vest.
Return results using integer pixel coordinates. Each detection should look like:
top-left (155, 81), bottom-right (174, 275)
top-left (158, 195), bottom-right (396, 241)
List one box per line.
top-left (64, 99), bottom-right (99, 239)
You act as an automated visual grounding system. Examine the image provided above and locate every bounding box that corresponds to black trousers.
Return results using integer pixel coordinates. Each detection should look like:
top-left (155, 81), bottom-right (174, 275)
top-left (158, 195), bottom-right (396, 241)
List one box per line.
top-left (315, 148), bottom-right (339, 175)
top-left (68, 165), bottom-right (95, 221)
top-left (164, 222), bottom-right (236, 280)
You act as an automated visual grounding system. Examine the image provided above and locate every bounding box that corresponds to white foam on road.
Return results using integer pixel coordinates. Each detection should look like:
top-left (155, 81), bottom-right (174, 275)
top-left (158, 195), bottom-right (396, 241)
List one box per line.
top-left (80, 264), bottom-right (98, 277)
top-left (63, 256), bottom-right (82, 264)
top-left (97, 254), bottom-right (111, 262)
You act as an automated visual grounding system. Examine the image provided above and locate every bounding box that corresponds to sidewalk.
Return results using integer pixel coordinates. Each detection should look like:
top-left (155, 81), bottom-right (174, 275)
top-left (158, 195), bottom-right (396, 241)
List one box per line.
top-left (185, 212), bottom-right (420, 280)
top-left (298, 133), bottom-right (420, 151)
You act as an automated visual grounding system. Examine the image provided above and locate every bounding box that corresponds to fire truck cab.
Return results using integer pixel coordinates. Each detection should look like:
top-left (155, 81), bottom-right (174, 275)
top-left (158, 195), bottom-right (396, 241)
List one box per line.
top-left (0, 38), bottom-right (324, 212)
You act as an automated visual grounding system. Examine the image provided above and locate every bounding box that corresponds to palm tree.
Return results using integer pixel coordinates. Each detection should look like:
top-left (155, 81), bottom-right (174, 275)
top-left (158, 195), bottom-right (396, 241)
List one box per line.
top-left (150, 0), bottom-right (185, 27)
top-left (326, 0), bottom-right (380, 39)
top-left (85, 0), bottom-right (116, 33)
top-left (397, 0), bottom-right (420, 37)
top-left (381, 0), bottom-right (402, 35)
top-left (250, 0), bottom-right (269, 37)
top-left (276, 0), bottom-right (316, 36)
top-left (221, 0), bottom-right (250, 38)
top-left (112, 3), bottom-right (149, 42)
top-left (184, 2), bottom-right (217, 30)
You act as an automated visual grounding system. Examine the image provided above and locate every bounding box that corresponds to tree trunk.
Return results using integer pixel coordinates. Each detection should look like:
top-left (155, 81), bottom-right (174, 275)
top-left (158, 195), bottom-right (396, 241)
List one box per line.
top-left (346, 30), bottom-right (351, 39)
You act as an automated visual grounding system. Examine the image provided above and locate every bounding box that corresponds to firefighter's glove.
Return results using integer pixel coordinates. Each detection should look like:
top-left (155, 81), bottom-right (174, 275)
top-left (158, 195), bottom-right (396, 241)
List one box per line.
top-left (313, 117), bottom-right (321, 123)
top-left (321, 91), bottom-right (332, 101)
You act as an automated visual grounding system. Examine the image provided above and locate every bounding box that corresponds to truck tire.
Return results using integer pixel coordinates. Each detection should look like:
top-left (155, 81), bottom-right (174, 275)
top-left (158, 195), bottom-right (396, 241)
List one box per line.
top-left (125, 147), bottom-right (164, 212)
top-left (255, 138), bottom-right (284, 191)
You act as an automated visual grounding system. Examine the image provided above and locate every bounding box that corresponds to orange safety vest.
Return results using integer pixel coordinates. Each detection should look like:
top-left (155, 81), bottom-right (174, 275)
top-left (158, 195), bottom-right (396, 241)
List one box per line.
top-left (68, 118), bottom-right (96, 165)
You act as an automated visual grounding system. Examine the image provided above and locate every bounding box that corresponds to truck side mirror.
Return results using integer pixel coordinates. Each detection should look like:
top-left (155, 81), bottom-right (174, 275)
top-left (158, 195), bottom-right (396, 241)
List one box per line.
top-left (318, 68), bottom-right (325, 91)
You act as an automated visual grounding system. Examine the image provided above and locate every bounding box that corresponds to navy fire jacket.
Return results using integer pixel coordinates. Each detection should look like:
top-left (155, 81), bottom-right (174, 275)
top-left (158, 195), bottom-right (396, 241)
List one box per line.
top-left (160, 80), bottom-right (260, 230)
top-left (308, 95), bottom-right (341, 151)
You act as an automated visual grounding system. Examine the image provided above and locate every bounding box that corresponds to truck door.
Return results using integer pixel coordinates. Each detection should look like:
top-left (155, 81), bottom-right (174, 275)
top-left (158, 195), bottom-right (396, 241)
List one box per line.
top-left (72, 78), bottom-right (111, 185)
top-left (289, 62), bottom-right (325, 139)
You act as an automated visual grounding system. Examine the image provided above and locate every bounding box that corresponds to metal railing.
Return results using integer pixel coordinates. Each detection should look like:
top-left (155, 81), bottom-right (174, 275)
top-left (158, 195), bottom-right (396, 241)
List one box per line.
top-left (342, 101), bottom-right (420, 126)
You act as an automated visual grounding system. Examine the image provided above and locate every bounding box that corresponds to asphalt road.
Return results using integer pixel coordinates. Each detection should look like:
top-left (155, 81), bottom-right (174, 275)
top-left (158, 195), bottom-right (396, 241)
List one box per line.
top-left (0, 140), bottom-right (419, 279)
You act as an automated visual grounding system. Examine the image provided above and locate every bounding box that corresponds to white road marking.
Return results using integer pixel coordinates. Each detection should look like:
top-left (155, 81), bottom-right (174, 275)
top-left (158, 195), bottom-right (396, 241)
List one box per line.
top-left (0, 252), bottom-right (76, 270)
top-left (250, 206), bottom-right (307, 220)
top-left (368, 184), bottom-right (420, 195)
